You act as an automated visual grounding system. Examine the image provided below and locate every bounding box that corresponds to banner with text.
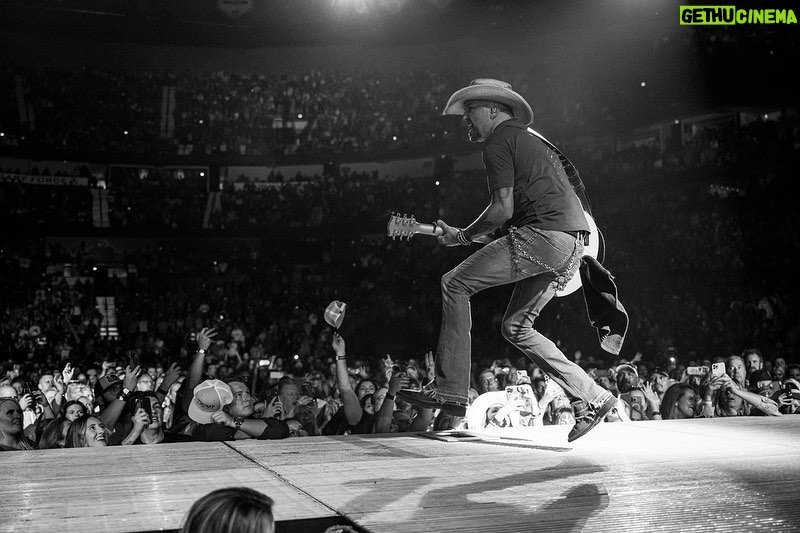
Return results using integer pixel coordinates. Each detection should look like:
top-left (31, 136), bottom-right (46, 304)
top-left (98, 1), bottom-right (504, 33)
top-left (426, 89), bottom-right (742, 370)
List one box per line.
top-left (0, 173), bottom-right (90, 187)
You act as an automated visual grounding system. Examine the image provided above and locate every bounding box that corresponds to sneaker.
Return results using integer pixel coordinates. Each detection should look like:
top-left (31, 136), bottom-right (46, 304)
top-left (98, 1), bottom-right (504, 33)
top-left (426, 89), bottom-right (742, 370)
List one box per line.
top-left (395, 382), bottom-right (468, 417)
top-left (567, 395), bottom-right (618, 443)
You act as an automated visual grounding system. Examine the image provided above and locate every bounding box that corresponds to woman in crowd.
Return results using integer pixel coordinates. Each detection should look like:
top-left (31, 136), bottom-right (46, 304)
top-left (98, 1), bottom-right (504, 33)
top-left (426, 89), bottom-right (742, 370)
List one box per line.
top-left (181, 487), bottom-right (274, 533)
top-left (659, 384), bottom-right (700, 419)
top-left (0, 398), bottom-right (35, 451)
top-left (37, 416), bottom-right (71, 449)
top-left (0, 398), bottom-right (33, 451)
top-left (62, 399), bottom-right (86, 421)
top-left (64, 414), bottom-right (109, 448)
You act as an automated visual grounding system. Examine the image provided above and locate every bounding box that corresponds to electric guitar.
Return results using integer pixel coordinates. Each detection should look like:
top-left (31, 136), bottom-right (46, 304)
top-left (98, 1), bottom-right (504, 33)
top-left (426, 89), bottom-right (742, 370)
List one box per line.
top-left (387, 210), bottom-right (600, 297)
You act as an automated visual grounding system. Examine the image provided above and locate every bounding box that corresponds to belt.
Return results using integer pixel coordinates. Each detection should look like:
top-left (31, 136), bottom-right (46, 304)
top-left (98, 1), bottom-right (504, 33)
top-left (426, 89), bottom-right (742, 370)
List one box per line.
top-left (565, 230), bottom-right (589, 245)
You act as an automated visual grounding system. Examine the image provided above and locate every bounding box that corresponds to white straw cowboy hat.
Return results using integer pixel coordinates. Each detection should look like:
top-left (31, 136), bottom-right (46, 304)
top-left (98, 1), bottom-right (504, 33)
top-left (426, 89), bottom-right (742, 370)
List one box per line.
top-left (442, 78), bottom-right (534, 126)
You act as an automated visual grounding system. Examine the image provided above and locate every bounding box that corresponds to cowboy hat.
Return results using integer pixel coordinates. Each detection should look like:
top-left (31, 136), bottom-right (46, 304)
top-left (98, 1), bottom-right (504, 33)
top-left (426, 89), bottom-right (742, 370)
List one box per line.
top-left (443, 78), bottom-right (533, 125)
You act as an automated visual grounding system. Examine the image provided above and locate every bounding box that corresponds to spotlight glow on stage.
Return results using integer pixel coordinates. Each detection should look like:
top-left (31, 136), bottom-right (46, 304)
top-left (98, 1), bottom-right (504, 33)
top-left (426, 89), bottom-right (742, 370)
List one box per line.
top-left (329, 0), bottom-right (409, 16)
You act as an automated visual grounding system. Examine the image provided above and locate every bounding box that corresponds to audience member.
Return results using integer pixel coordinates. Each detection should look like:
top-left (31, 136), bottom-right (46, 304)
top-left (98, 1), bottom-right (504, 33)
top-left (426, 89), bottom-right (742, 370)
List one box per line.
top-left (0, 398), bottom-right (34, 451)
top-left (64, 414), bottom-right (109, 448)
top-left (185, 378), bottom-right (289, 442)
top-left (181, 487), bottom-right (275, 533)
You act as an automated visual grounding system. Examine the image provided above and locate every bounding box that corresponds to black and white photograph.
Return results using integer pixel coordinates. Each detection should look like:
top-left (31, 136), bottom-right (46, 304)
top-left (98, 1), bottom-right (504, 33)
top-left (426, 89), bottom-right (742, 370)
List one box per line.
top-left (1, 1), bottom-right (799, 531)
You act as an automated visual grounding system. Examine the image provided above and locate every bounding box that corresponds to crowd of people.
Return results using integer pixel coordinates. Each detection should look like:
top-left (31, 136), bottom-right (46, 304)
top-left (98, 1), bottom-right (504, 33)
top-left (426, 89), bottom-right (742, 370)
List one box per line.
top-left (1, 149), bottom-right (799, 449)
top-left (1, 20), bottom-right (793, 161)
top-left (0, 66), bottom-right (468, 158)
top-left (2, 322), bottom-right (798, 453)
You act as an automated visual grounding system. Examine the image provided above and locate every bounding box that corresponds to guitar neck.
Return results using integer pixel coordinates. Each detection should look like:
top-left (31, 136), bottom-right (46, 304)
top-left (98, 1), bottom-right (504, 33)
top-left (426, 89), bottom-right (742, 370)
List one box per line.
top-left (387, 214), bottom-right (443, 240)
top-left (414, 223), bottom-right (439, 236)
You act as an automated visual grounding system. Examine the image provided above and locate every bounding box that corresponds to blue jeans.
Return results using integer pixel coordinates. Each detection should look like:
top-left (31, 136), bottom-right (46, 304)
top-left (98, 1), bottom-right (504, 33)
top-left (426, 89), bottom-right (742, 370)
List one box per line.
top-left (434, 226), bottom-right (609, 406)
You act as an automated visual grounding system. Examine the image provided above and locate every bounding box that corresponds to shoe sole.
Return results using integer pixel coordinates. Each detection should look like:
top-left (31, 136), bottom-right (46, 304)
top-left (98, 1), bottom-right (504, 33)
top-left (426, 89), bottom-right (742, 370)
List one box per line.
top-left (567, 397), bottom-right (618, 443)
top-left (395, 389), bottom-right (467, 417)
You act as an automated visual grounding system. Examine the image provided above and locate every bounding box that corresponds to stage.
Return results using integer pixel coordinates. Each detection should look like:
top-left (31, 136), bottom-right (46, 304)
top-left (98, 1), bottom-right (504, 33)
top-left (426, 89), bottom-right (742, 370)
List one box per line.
top-left (3, 416), bottom-right (800, 533)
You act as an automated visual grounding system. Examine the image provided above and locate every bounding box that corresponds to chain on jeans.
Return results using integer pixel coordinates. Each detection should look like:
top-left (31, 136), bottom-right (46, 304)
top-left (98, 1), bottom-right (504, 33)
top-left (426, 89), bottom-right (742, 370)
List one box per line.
top-left (507, 226), bottom-right (578, 292)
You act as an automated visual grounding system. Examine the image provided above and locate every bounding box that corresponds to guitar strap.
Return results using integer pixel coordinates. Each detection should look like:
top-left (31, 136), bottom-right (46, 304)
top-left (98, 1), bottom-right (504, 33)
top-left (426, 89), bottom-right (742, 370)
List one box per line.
top-left (527, 127), bottom-right (593, 217)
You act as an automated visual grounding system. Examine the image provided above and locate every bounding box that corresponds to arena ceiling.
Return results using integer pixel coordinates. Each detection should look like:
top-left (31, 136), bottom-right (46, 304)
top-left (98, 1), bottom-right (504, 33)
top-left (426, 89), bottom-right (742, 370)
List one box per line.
top-left (1, 0), bottom-right (567, 48)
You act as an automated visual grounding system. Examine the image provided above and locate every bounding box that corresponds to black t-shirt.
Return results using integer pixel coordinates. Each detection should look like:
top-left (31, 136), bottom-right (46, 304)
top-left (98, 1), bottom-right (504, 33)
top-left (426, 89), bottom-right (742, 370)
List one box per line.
top-left (484, 119), bottom-right (589, 233)
top-left (191, 418), bottom-right (289, 442)
top-left (191, 422), bottom-right (237, 442)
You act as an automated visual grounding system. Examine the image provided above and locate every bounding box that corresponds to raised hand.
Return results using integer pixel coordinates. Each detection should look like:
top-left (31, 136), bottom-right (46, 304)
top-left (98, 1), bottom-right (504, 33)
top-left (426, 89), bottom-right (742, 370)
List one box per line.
top-left (62, 362), bottom-right (75, 384)
top-left (123, 365), bottom-right (142, 391)
top-left (642, 381), bottom-right (659, 404)
top-left (196, 327), bottom-right (216, 352)
top-left (388, 371), bottom-right (410, 395)
top-left (332, 332), bottom-right (346, 357)
top-left (264, 397), bottom-right (283, 419)
top-left (53, 373), bottom-right (65, 393)
top-left (18, 393), bottom-right (33, 411)
top-left (132, 407), bottom-right (150, 430)
top-left (717, 373), bottom-right (734, 390)
top-left (424, 350), bottom-right (435, 381)
top-left (162, 362), bottom-right (182, 388)
top-left (543, 375), bottom-right (565, 402)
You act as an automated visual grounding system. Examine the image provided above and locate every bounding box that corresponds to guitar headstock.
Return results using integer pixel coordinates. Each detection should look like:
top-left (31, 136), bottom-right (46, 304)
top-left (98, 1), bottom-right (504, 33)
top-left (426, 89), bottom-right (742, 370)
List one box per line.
top-left (387, 213), bottom-right (421, 240)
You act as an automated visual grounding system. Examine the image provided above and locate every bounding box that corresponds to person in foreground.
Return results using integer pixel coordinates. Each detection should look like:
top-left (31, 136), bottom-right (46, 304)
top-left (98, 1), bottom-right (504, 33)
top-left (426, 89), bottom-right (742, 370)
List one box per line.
top-left (181, 487), bottom-right (275, 533)
top-left (397, 78), bottom-right (620, 442)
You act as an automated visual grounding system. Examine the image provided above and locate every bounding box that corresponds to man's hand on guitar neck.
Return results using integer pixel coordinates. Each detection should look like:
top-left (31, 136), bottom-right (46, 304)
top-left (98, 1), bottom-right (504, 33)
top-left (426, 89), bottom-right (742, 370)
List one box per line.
top-left (436, 220), bottom-right (493, 246)
top-left (435, 220), bottom-right (463, 247)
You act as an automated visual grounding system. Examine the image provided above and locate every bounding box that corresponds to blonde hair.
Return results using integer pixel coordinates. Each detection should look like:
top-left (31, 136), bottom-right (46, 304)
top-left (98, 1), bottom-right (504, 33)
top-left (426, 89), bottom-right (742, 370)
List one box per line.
top-left (181, 487), bottom-right (274, 533)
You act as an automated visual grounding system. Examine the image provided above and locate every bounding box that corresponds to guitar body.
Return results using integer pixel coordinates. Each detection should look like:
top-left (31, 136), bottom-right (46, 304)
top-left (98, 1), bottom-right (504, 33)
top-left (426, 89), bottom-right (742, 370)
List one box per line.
top-left (555, 210), bottom-right (599, 297)
top-left (387, 210), bottom-right (600, 297)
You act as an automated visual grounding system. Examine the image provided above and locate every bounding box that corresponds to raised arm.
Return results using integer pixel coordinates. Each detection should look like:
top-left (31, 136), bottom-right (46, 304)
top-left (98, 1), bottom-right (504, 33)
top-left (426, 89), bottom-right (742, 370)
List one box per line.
top-left (99, 365), bottom-right (141, 428)
top-left (723, 376), bottom-right (781, 416)
top-left (332, 332), bottom-right (362, 426)
top-left (181, 327), bottom-right (216, 413)
top-left (374, 371), bottom-right (410, 434)
top-left (156, 362), bottom-right (182, 404)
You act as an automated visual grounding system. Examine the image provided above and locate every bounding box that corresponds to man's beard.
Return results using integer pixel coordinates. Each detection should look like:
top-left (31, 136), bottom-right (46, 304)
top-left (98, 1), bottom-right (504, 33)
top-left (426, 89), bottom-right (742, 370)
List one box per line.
top-left (466, 121), bottom-right (483, 143)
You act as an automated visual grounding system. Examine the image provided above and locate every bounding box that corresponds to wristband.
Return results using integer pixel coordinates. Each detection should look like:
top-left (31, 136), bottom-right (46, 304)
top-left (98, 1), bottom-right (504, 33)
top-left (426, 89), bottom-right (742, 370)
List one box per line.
top-left (336, 355), bottom-right (346, 361)
top-left (197, 348), bottom-right (206, 355)
top-left (117, 388), bottom-right (131, 402)
top-left (385, 393), bottom-right (395, 401)
top-left (156, 386), bottom-right (168, 395)
top-left (234, 417), bottom-right (244, 430)
top-left (456, 229), bottom-right (471, 246)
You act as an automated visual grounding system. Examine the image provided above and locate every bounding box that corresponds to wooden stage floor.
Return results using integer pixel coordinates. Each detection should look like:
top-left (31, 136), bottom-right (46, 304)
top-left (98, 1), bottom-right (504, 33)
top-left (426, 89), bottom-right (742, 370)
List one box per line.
top-left (3, 416), bottom-right (800, 533)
